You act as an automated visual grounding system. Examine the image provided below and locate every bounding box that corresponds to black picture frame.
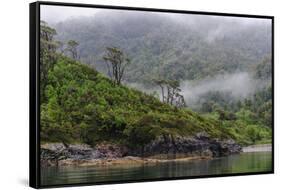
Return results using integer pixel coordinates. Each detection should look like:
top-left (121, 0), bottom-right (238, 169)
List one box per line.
top-left (30, 1), bottom-right (274, 188)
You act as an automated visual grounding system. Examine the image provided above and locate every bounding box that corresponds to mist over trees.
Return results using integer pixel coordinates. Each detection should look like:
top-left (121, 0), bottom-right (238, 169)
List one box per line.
top-left (154, 79), bottom-right (186, 108)
top-left (103, 47), bottom-right (130, 85)
top-left (39, 7), bottom-right (272, 147)
top-left (66, 40), bottom-right (79, 60)
top-left (40, 20), bottom-right (59, 102)
top-left (51, 11), bottom-right (271, 95)
top-left (41, 21), bottom-right (244, 147)
top-left (51, 12), bottom-right (271, 81)
top-left (47, 10), bottom-right (272, 131)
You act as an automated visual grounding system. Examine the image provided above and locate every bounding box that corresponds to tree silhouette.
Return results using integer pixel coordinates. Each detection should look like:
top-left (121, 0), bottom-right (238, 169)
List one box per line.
top-left (66, 40), bottom-right (79, 60)
top-left (154, 79), bottom-right (186, 108)
top-left (103, 47), bottom-right (130, 85)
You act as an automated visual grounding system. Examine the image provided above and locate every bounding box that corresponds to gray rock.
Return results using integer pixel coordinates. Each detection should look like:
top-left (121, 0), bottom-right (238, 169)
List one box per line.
top-left (40, 134), bottom-right (242, 167)
top-left (40, 143), bottom-right (129, 167)
top-left (128, 133), bottom-right (242, 157)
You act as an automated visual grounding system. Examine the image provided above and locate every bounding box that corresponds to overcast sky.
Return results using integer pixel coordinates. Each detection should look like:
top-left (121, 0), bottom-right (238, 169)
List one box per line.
top-left (41, 4), bottom-right (271, 26)
top-left (41, 5), bottom-right (99, 23)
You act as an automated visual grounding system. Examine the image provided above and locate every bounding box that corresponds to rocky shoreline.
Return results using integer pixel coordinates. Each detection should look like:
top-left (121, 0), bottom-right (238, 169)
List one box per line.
top-left (243, 144), bottom-right (272, 152)
top-left (41, 133), bottom-right (242, 167)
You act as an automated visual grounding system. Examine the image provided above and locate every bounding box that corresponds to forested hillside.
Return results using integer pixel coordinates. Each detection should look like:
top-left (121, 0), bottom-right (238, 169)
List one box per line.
top-left (40, 20), bottom-right (271, 147)
top-left (52, 12), bottom-right (271, 83)
top-left (47, 11), bottom-right (272, 131)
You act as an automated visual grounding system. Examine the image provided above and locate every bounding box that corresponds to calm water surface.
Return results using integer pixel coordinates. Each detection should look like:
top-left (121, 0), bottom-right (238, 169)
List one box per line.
top-left (41, 152), bottom-right (272, 186)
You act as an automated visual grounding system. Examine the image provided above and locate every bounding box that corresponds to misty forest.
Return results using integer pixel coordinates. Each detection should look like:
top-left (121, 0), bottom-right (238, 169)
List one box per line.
top-left (40, 9), bottom-right (272, 172)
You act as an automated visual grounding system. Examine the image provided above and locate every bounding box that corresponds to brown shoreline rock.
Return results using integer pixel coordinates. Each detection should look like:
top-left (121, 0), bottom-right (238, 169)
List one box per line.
top-left (129, 133), bottom-right (242, 157)
top-left (40, 133), bottom-right (242, 167)
top-left (55, 155), bottom-right (212, 167)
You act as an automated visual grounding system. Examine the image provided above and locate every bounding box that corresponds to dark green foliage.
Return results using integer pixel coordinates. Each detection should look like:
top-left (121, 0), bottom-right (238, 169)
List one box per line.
top-left (198, 91), bottom-right (235, 113)
top-left (41, 55), bottom-right (247, 146)
top-left (254, 56), bottom-right (272, 80)
top-left (40, 20), bottom-right (59, 102)
top-left (103, 47), bottom-right (130, 85)
top-left (247, 86), bottom-right (272, 127)
top-left (66, 40), bottom-right (79, 60)
top-left (40, 21), bottom-right (272, 147)
top-left (53, 14), bottom-right (271, 84)
top-left (41, 55), bottom-right (272, 146)
top-left (153, 79), bottom-right (186, 107)
top-left (217, 109), bottom-right (237, 121)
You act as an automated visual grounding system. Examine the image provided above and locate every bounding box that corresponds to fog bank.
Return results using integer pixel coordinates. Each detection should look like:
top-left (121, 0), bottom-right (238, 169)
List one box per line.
top-left (180, 72), bottom-right (259, 106)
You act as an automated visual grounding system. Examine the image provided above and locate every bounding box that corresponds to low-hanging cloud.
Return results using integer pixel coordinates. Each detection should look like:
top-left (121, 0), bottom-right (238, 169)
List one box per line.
top-left (180, 72), bottom-right (260, 106)
top-left (126, 72), bottom-right (264, 107)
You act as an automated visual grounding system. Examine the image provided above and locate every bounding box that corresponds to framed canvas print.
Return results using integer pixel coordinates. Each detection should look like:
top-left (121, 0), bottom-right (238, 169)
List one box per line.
top-left (29, 1), bottom-right (274, 188)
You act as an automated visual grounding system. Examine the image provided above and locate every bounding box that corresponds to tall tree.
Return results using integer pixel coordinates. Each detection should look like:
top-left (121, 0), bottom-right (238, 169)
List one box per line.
top-left (66, 40), bottom-right (79, 60)
top-left (57, 41), bottom-right (65, 54)
top-left (103, 47), bottom-right (130, 85)
top-left (154, 79), bottom-right (166, 102)
top-left (40, 21), bottom-right (58, 102)
top-left (154, 79), bottom-right (186, 108)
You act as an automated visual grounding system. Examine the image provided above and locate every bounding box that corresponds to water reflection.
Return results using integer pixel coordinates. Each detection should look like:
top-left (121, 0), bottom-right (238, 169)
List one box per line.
top-left (41, 152), bottom-right (272, 186)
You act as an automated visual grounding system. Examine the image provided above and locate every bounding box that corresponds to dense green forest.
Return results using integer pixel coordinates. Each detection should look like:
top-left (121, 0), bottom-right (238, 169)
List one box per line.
top-left (52, 12), bottom-right (271, 83)
top-left (51, 12), bottom-right (272, 125)
top-left (40, 18), bottom-right (272, 148)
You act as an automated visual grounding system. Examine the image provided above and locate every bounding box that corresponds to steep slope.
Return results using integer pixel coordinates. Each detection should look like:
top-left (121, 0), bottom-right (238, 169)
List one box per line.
top-left (41, 56), bottom-right (240, 150)
top-left (53, 12), bottom-right (271, 84)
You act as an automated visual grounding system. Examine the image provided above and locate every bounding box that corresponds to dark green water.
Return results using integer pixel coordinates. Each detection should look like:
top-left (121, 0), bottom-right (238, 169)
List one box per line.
top-left (41, 152), bottom-right (272, 186)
